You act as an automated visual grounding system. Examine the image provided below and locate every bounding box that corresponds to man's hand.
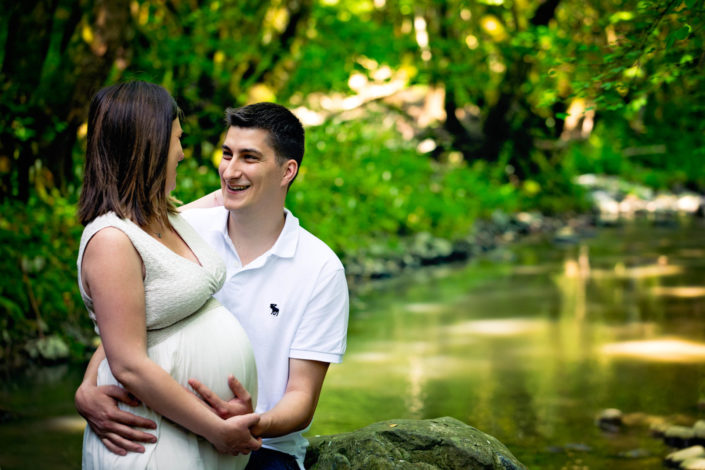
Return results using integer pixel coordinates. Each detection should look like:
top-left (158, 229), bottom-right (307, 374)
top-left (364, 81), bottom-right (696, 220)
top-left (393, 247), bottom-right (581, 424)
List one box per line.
top-left (210, 413), bottom-right (262, 455)
top-left (188, 375), bottom-right (254, 419)
top-left (75, 382), bottom-right (157, 455)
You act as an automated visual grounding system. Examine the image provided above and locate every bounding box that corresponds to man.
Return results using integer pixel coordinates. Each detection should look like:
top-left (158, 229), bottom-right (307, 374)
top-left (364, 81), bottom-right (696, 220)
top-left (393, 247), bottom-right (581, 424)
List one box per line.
top-left (75, 102), bottom-right (349, 469)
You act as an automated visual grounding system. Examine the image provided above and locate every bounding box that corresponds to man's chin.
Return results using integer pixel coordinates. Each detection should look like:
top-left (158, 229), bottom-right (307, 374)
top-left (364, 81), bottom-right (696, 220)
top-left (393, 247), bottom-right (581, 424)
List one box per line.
top-left (223, 199), bottom-right (247, 212)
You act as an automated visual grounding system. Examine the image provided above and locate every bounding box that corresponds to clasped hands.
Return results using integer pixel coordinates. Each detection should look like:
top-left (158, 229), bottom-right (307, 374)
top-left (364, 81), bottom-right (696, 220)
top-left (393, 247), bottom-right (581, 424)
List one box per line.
top-left (188, 374), bottom-right (264, 455)
top-left (75, 374), bottom-right (262, 456)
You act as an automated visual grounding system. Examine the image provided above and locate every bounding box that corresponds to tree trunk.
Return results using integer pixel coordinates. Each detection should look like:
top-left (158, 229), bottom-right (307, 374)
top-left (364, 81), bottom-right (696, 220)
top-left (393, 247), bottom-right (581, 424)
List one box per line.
top-left (241, 0), bottom-right (313, 88)
top-left (0, 0), bottom-right (59, 201)
top-left (2, 0), bottom-right (133, 200)
top-left (477, 0), bottom-right (561, 168)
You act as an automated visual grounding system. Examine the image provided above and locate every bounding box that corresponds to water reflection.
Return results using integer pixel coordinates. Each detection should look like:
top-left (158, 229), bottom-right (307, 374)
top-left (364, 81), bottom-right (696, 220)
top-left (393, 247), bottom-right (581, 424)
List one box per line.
top-left (651, 286), bottom-right (705, 298)
top-left (445, 318), bottom-right (546, 337)
top-left (601, 338), bottom-right (705, 362)
top-left (591, 261), bottom-right (684, 279)
top-left (406, 356), bottom-right (425, 417)
top-left (311, 219), bottom-right (705, 470)
top-left (44, 416), bottom-right (86, 432)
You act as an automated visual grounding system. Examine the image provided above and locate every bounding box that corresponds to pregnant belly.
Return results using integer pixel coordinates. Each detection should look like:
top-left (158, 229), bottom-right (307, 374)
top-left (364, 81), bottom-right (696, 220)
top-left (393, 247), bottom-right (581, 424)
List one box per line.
top-left (90, 299), bottom-right (256, 469)
top-left (154, 300), bottom-right (258, 405)
top-left (98, 299), bottom-right (258, 409)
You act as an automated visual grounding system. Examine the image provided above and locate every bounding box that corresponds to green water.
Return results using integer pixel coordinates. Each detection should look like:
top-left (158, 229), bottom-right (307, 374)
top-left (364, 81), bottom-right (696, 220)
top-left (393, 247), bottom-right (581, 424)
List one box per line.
top-left (308, 218), bottom-right (705, 469)
top-left (2, 219), bottom-right (705, 469)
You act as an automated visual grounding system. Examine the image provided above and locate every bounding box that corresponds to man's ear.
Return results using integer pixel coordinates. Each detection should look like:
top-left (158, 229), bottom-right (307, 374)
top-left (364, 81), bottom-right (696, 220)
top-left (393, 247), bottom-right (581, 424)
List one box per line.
top-left (281, 159), bottom-right (298, 187)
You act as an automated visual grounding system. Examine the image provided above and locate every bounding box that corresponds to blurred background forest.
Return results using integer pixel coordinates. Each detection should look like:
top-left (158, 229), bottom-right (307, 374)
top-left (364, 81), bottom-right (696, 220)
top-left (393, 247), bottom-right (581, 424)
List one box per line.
top-left (0, 0), bottom-right (703, 364)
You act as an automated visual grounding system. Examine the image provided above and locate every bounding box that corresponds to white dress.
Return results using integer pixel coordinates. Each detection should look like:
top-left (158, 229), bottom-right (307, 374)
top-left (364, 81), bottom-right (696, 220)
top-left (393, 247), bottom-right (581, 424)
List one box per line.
top-left (78, 212), bottom-right (257, 470)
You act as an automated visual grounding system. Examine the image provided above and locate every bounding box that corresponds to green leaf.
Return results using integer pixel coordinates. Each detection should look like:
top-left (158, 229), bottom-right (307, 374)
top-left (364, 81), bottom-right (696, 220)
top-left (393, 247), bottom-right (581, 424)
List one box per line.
top-left (680, 54), bottom-right (695, 65)
top-left (673, 25), bottom-right (692, 41)
top-left (666, 32), bottom-right (676, 50)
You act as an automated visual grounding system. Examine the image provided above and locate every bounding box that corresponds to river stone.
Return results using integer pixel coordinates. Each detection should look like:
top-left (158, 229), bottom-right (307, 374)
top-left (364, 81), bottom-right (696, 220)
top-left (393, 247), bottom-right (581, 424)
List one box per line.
top-left (651, 421), bottom-right (671, 437)
top-left (665, 426), bottom-right (697, 448)
top-left (596, 408), bottom-right (623, 432)
top-left (681, 458), bottom-right (705, 470)
top-left (693, 421), bottom-right (705, 441)
top-left (304, 417), bottom-right (526, 470)
top-left (665, 445), bottom-right (705, 467)
top-left (24, 335), bottom-right (70, 362)
top-left (617, 448), bottom-right (651, 459)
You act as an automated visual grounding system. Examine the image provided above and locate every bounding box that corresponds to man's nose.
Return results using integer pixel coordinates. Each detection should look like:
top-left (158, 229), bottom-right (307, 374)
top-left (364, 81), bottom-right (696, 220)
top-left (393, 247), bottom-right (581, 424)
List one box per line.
top-left (222, 157), bottom-right (243, 179)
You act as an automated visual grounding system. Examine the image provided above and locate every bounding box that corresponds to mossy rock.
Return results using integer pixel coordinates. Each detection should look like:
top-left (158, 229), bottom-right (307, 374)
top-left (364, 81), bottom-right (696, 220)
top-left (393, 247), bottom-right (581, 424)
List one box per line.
top-left (305, 417), bottom-right (525, 470)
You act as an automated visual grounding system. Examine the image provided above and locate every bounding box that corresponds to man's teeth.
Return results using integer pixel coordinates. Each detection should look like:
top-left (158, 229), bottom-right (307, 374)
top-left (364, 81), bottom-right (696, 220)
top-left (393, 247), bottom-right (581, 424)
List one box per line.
top-left (228, 184), bottom-right (249, 191)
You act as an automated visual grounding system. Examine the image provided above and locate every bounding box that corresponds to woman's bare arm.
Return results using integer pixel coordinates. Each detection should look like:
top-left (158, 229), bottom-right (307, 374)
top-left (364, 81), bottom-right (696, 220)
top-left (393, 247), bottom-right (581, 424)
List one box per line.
top-left (81, 227), bottom-right (260, 454)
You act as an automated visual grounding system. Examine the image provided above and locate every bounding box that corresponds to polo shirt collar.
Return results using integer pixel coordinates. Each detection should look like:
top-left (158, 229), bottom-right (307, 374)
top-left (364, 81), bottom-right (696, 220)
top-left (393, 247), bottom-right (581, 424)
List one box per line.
top-left (269, 208), bottom-right (299, 259)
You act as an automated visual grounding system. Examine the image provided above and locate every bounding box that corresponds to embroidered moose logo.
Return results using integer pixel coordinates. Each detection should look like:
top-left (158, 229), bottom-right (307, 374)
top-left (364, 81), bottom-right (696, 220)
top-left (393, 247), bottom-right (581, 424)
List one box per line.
top-left (269, 303), bottom-right (279, 316)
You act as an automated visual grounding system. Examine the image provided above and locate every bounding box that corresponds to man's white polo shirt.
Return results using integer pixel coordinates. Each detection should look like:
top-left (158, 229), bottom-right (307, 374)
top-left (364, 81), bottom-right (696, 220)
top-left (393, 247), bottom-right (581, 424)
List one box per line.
top-left (181, 207), bottom-right (349, 467)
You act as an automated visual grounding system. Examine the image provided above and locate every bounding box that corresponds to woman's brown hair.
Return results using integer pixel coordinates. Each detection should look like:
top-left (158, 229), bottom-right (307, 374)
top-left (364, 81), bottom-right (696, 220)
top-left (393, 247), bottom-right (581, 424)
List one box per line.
top-left (78, 81), bottom-right (181, 227)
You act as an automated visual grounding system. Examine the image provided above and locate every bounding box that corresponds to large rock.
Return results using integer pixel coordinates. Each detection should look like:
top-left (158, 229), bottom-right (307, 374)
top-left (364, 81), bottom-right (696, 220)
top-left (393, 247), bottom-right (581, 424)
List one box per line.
top-left (305, 417), bottom-right (526, 470)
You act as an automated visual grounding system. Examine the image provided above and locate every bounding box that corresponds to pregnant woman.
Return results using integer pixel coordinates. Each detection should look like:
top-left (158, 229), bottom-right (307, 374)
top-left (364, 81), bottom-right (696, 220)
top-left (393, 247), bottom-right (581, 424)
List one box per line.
top-left (77, 81), bottom-right (258, 469)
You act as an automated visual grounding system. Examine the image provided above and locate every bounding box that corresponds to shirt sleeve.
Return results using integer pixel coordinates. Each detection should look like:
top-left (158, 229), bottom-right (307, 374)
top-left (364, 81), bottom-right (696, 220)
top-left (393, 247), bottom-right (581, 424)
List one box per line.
top-left (289, 266), bottom-right (349, 364)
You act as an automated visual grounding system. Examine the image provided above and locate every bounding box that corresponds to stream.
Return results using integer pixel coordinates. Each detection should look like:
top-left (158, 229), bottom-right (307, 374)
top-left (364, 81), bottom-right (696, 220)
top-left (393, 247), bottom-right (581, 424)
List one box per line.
top-left (2, 217), bottom-right (705, 469)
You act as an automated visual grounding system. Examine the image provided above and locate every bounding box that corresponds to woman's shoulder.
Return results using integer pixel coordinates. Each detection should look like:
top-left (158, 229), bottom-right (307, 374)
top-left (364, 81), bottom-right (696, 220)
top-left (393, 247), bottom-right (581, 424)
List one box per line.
top-left (82, 226), bottom-right (140, 271)
top-left (87, 225), bottom-right (132, 247)
top-left (77, 214), bottom-right (143, 290)
top-left (80, 212), bottom-right (143, 256)
top-left (83, 211), bottom-right (128, 232)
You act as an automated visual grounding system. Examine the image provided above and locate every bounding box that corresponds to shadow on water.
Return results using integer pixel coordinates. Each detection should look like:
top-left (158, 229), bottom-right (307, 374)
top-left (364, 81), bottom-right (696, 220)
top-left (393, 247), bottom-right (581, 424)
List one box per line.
top-left (1, 218), bottom-right (705, 469)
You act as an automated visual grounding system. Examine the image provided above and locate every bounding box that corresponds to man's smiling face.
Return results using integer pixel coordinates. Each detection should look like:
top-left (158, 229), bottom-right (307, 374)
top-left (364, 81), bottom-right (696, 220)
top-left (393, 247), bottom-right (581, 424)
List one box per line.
top-left (219, 126), bottom-right (289, 214)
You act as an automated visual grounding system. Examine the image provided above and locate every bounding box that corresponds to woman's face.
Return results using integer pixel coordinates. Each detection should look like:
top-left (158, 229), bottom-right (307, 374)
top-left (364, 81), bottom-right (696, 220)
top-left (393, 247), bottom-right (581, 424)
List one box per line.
top-left (166, 118), bottom-right (184, 194)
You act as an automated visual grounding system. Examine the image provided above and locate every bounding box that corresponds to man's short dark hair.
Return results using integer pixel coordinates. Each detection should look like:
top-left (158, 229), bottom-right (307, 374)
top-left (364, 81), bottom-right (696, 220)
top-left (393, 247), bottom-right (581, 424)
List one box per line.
top-left (225, 103), bottom-right (305, 182)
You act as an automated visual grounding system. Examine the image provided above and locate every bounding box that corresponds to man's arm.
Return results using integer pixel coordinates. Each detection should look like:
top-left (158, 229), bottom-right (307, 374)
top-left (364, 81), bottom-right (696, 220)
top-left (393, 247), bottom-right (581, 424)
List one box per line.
top-left (252, 359), bottom-right (329, 437)
top-left (191, 358), bottom-right (329, 438)
top-left (74, 345), bottom-right (157, 455)
top-left (178, 189), bottom-right (221, 211)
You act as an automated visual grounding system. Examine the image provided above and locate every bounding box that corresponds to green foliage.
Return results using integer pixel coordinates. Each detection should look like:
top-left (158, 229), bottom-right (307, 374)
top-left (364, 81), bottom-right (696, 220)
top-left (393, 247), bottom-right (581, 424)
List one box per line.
top-left (0, 195), bottom-right (92, 363)
top-left (285, 112), bottom-right (520, 256)
top-left (567, 106), bottom-right (705, 190)
top-left (282, 4), bottom-right (416, 98)
top-left (1, 0), bottom-right (704, 365)
top-left (565, 0), bottom-right (705, 110)
top-left (172, 156), bottom-right (222, 204)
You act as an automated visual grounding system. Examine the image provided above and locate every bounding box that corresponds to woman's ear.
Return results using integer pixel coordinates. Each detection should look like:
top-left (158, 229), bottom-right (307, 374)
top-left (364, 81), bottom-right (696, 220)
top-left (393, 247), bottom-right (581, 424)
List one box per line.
top-left (281, 159), bottom-right (298, 187)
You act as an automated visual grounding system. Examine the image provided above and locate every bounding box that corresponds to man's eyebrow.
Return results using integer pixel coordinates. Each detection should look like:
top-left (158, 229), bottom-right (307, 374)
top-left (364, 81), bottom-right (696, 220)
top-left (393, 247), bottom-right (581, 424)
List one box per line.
top-left (240, 147), bottom-right (263, 156)
top-left (221, 145), bottom-right (263, 156)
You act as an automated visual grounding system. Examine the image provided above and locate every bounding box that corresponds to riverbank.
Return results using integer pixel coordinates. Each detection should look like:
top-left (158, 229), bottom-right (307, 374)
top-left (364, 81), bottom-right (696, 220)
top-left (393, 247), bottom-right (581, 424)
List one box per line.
top-left (343, 174), bottom-right (704, 285)
top-left (1, 174), bottom-right (703, 370)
